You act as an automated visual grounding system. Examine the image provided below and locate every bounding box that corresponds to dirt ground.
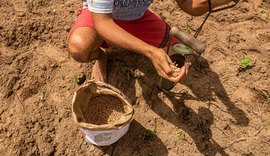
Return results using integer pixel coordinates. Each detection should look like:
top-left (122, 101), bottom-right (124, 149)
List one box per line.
top-left (0, 0), bottom-right (270, 155)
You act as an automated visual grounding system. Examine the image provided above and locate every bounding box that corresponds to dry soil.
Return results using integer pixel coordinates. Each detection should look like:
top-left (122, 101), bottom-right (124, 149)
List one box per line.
top-left (0, 0), bottom-right (269, 155)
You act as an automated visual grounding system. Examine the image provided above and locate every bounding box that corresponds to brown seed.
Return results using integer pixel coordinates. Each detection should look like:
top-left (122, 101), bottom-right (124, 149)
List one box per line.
top-left (83, 94), bottom-right (127, 125)
top-left (171, 63), bottom-right (181, 73)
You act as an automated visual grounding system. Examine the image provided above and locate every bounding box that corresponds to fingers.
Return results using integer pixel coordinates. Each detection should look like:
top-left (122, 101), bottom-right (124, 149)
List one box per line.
top-left (169, 66), bottom-right (186, 82)
top-left (162, 62), bottom-right (191, 83)
top-left (151, 49), bottom-right (191, 83)
top-left (159, 54), bottom-right (175, 76)
top-left (155, 65), bottom-right (174, 81)
top-left (161, 61), bottom-right (174, 76)
top-left (185, 62), bottom-right (191, 75)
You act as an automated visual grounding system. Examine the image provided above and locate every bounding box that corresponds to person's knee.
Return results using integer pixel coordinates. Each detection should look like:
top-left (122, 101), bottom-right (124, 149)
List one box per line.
top-left (68, 34), bottom-right (93, 63)
top-left (67, 28), bottom-right (102, 63)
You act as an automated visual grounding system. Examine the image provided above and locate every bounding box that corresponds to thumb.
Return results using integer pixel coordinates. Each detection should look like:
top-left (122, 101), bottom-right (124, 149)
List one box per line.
top-left (184, 62), bottom-right (192, 74)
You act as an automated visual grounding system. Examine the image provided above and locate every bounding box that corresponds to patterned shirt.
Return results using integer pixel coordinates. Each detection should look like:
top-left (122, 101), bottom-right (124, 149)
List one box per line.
top-left (87, 0), bottom-right (153, 21)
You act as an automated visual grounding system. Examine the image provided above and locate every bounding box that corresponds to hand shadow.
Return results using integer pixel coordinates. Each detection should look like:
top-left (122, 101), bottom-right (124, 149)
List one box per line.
top-left (108, 51), bottom-right (249, 126)
top-left (183, 55), bottom-right (249, 126)
top-left (106, 50), bottom-right (248, 155)
top-left (164, 90), bottom-right (229, 156)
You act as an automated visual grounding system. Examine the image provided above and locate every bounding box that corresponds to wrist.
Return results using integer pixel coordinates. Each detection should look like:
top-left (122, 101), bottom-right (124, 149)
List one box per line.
top-left (141, 44), bottom-right (156, 59)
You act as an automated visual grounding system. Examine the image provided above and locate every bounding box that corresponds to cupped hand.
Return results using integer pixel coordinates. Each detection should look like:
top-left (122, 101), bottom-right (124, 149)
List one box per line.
top-left (149, 48), bottom-right (191, 83)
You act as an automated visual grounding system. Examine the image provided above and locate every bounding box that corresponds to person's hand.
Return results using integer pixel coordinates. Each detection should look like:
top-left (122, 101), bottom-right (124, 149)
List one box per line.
top-left (149, 48), bottom-right (191, 83)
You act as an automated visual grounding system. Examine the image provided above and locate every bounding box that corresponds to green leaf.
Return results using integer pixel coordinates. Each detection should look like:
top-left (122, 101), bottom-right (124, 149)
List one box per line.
top-left (74, 73), bottom-right (86, 85)
top-left (239, 54), bottom-right (253, 69)
top-left (148, 153), bottom-right (156, 156)
top-left (177, 130), bottom-right (186, 139)
top-left (144, 129), bottom-right (156, 141)
top-left (260, 10), bottom-right (269, 21)
top-left (40, 92), bottom-right (46, 102)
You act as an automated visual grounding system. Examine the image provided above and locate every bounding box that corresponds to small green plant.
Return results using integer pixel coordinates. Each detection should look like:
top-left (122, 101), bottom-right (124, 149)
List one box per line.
top-left (239, 54), bottom-right (253, 69)
top-left (40, 92), bottom-right (46, 102)
top-left (262, 123), bottom-right (270, 130)
top-left (260, 10), bottom-right (269, 21)
top-left (121, 67), bottom-right (132, 80)
top-left (177, 130), bottom-right (186, 140)
top-left (266, 91), bottom-right (270, 103)
top-left (148, 152), bottom-right (156, 156)
top-left (144, 129), bottom-right (156, 141)
top-left (74, 73), bottom-right (86, 85)
top-left (259, 90), bottom-right (270, 104)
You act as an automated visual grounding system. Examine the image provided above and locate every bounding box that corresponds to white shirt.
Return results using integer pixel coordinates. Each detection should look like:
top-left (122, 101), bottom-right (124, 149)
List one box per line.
top-left (87, 0), bottom-right (153, 21)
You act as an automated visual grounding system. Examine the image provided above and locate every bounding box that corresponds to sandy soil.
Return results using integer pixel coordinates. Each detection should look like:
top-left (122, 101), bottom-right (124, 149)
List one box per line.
top-left (0, 0), bottom-right (269, 155)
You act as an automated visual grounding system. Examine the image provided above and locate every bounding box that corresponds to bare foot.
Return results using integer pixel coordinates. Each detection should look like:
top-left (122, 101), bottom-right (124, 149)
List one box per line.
top-left (91, 52), bottom-right (107, 82)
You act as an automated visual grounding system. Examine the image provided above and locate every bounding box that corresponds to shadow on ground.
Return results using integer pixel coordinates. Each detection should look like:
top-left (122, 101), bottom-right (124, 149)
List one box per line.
top-left (96, 120), bottom-right (168, 156)
top-left (106, 50), bottom-right (249, 155)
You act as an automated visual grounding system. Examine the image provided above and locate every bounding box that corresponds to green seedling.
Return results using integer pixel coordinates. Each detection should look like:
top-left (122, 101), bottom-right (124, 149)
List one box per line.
top-left (121, 67), bottom-right (132, 80)
top-left (148, 152), bottom-right (156, 156)
top-left (40, 92), bottom-right (46, 102)
top-left (74, 73), bottom-right (86, 85)
top-left (266, 91), bottom-right (270, 103)
top-left (262, 123), bottom-right (270, 130)
top-left (239, 54), bottom-right (253, 69)
top-left (144, 129), bottom-right (156, 141)
top-left (177, 130), bottom-right (186, 140)
top-left (260, 10), bottom-right (269, 21)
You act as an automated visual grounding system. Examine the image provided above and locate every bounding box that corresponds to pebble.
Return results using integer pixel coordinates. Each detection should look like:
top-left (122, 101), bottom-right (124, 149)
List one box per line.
top-left (260, 67), bottom-right (266, 73)
top-left (7, 132), bottom-right (12, 137)
top-left (17, 12), bottom-right (25, 17)
top-left (40, 64), bottom-right (47, 71)
top-left (89, 145), bottom-right (95, 152)
top-left (6, 75), bottom-right (18, 90)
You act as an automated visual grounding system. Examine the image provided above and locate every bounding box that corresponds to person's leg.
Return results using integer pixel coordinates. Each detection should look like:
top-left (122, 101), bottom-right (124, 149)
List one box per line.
top-left (67, 9), bottom-right (107, 82)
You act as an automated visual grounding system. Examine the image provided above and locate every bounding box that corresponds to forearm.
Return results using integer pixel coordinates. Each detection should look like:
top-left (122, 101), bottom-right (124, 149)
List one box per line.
top-left (93, 13), bottom-right (155, 58)
top-left (176, 0), bottom-right (233, 16)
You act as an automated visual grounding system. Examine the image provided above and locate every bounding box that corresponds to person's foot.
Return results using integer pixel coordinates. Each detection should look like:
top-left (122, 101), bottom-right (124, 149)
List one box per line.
top-left (91, 52), bottom-right (107, 82)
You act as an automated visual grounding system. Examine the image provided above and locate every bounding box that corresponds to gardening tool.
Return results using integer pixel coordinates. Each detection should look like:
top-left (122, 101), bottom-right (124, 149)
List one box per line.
top-left (167, 0), bottom-right (241, 56)
top-left (167, 27), bottom-right (206, 56)
top-left (159, 27), bottom-right (206, 91)
top-left (159, 0), bottom-right (241, 91)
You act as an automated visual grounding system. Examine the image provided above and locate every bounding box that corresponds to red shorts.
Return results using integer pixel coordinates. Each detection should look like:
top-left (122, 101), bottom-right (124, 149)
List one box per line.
top-left (68, 8), bottom-right (179, 48)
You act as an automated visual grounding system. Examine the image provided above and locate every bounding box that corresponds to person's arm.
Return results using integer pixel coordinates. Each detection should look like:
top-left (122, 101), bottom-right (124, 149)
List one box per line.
top-left (93, 13), bottom-right (155, 59)
top-left (176, 0), bottom-right (234, 16)
top-left (93, 13), bottom-right (189, 82)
